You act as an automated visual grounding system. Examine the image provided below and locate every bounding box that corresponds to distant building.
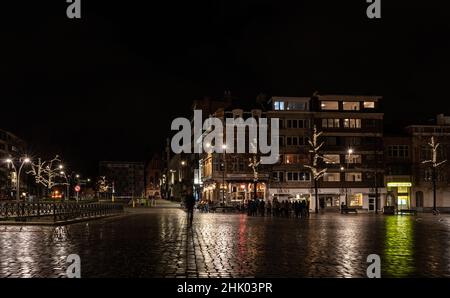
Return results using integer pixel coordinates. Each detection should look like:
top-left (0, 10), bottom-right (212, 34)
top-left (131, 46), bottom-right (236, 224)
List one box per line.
top-left (0, 129), bottom-right (27, 199)
top-left (99, 161), bottom-right (145, 199)
top-left (194, 94), bottom-right (270, 205)
top-left (268, 94), bottom-right (385, 212)
top-left (145, 155), bottom-right (163, 198)
top-left (383, 135), bottom-right (413, 210)
top-left (384, 114), bottom-right (450, 212)
top-left (405, 114), bottom-right (450, 211)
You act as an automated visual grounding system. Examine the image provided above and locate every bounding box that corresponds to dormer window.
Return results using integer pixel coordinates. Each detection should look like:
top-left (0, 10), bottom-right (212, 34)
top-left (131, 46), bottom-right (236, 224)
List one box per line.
top-left (274, 101), bottom-right (285, 110)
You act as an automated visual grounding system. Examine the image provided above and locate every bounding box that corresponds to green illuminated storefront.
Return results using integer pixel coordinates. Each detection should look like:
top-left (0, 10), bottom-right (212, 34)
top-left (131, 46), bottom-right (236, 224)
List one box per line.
top-left (386, 181), bottom-right (412, 210)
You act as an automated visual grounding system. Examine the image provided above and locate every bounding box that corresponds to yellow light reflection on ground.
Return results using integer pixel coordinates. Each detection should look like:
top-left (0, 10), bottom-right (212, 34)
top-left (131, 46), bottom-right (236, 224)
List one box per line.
top-left (383, 216), bottom-right (415, 277)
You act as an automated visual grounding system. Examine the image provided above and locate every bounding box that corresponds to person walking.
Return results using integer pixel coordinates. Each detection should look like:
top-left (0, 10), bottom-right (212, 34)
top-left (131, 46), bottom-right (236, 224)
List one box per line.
top-left (184, 188), bottom-right (196, 226)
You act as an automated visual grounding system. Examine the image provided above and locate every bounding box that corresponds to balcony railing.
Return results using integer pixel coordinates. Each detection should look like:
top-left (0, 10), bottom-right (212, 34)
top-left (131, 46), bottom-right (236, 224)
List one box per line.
top-left (0, 202), bottom-right (124, 222)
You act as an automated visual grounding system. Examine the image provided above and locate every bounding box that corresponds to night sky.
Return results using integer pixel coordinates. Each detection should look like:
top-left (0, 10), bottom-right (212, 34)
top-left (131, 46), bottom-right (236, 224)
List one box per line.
top-left (1, 1), bottom-right (449, 176)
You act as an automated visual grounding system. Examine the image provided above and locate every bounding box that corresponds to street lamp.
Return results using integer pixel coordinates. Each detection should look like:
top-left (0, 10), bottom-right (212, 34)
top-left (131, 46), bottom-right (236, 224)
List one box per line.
top-left (221, 144), bottom-right (227, 206)
top-left (5, 157), bottom-right (31, 202)
top-left (60, 171), bottom-right (71, 201)
top-left (344, 149), bottom-right (354, 207)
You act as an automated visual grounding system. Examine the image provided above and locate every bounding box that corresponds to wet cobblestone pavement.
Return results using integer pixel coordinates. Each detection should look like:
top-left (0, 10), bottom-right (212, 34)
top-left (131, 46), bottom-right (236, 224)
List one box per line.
top-left (1, 206), bottom-right (450, 278)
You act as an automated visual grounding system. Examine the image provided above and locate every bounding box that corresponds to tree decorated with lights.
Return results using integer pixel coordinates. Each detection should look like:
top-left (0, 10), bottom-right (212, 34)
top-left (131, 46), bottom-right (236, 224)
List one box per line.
top-left (248, 155), bottom-right (261, 200)
top-left (27, 155), bottom-right (64, 196)
top-left (422, 136), bottom-right (447, 214)
top-left (304, 125), bottom-right (329, 214)
top-left (97, 176), bottom-right (110, 193)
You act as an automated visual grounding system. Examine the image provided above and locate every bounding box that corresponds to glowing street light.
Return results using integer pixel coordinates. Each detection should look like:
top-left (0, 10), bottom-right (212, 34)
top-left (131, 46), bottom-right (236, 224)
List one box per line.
top-left (343, 148), bottom-right (355, 207)
top-left (4, 157), bottom-right (31, 202)
top-left (221, 144), bottom-right (227, 205)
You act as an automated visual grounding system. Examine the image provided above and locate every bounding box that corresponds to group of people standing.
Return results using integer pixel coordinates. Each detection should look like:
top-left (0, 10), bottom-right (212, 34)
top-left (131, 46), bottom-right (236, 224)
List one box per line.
top-left (246, 198), bottom-right (310, 218)
top-left (183, 188), bottom-right (311, 222)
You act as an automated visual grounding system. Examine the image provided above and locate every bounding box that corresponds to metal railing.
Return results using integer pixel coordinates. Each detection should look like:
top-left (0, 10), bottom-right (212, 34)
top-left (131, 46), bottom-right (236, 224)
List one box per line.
top-left (0, 202), bottom-right (124, 222)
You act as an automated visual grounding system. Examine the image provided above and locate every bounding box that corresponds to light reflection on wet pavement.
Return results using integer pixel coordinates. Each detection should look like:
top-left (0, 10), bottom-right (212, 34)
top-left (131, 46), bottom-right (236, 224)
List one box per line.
top-left (1, 208), bottom-right (450, 278)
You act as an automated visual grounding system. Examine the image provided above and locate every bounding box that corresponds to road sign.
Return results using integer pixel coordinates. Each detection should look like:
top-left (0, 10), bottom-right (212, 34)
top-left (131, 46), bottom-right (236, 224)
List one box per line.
top-left (74, 185), bottom-right (81, 192)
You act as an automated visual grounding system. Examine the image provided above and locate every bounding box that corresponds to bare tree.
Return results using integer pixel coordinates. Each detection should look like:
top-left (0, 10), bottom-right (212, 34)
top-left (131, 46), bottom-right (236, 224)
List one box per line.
top-left (304, 125), bottom-right (329, 214)
top-left (27, 155), bottom-right (64, 197)
top-left (248, 155), bottom-right (261, 200)
top-left (97, 176), bottom-right (110, 193)
top-left (422, 136), bottom-right (447, 214)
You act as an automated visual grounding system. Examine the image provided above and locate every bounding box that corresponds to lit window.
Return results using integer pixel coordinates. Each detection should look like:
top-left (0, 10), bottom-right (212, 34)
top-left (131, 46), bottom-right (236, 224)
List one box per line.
top-left (343, 102), bottom-right (360, 111)
top-left (322, 118), bottom-right (340, 128)
top-left (349, 193), bottom-right (363, 206)
top-left (344, 119), bottom-right (361, 128)
top-left (274, 101), bottom-right (285, 110)
top-left (324, 154), bottom-right (340, 164)
top-left (321, 101), bottom-right (339, 110)
top-left (345, 172), bottom-right (362, 182)
top-left (324, 173), bottom-right (340, 182)
top-left (285, 154), bottom-right (300, 164)
top-left (345, 154), bottom-right (362, 164)
top-left (364, 101), bottom-right (375, 109)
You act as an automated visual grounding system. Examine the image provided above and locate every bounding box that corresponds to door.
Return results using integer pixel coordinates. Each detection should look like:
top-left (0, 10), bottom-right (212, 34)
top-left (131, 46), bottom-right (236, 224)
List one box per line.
top-left (319, 197), bottom-right (326, 209)
top-left (416, 191), bottom-right (424, 210)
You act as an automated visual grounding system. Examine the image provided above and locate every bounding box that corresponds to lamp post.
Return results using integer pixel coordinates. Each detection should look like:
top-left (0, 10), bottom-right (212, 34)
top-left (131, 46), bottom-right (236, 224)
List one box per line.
top-left (221, 144), bottom-right (227, 206)
top-left (340, 166), bottom-right (345, 207)
top-left (5, 157), bottom-right (31, 202)
top-left (345, 149), bottom-right (354, 206)
top-left (59, 170), bottom-right (70, 201)
top-left (75, 174), bottom-right (80, 201)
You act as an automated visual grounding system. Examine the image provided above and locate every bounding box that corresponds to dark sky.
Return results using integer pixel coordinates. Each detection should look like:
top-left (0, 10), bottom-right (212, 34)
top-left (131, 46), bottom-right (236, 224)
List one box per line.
top-left (1, 1), bottom-right (449, 176)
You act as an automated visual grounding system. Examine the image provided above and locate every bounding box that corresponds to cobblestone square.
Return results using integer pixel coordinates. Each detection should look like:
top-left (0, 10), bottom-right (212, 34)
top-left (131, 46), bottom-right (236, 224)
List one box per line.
top-left (1, 205), bottom-right (450, 278)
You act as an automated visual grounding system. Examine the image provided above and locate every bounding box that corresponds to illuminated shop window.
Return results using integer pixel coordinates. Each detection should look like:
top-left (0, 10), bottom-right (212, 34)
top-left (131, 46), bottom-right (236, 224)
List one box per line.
top-left (350, 193), bottom-right (363, 206)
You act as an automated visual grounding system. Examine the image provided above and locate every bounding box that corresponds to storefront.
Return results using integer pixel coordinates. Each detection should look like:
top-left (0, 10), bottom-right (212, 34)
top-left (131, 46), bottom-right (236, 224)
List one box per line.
top-left (202, 181), bottom-right (267, 205)
top-left (268, 188), bottom-right (312, 203)
top-left (268, 187), bottom-right (386, 212)
top-left (386, 181), bottom-right (412, 210)
top-left (229, 182), bottom-right (267, 203)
